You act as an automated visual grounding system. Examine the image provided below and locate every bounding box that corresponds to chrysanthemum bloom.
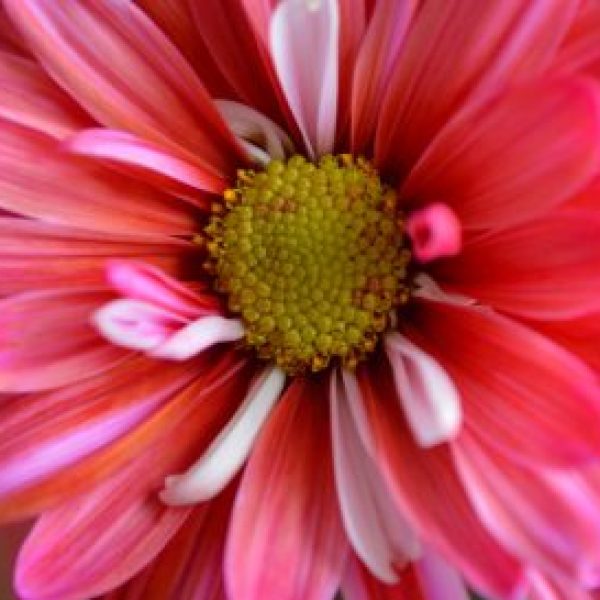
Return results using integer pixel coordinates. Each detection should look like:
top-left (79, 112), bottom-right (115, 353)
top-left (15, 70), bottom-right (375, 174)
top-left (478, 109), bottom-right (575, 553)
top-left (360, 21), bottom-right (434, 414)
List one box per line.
top-left (2, 1), bottom-right (600, 599)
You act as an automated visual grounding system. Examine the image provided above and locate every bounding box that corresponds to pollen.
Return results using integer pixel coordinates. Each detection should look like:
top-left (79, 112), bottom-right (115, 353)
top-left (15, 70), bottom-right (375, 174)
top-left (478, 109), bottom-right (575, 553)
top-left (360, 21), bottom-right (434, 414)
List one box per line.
top-left (204, 154), bottom-right (411, 374)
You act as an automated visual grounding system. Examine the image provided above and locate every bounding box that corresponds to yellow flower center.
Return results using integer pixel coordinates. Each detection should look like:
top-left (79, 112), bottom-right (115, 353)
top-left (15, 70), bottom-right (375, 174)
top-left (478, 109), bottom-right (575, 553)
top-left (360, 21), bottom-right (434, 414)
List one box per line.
top-left (205, 154), bottom-right (411, 374)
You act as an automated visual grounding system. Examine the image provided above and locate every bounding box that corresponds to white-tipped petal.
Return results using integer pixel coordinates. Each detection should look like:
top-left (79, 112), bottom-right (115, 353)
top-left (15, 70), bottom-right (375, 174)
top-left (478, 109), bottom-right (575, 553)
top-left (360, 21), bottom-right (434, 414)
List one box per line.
top-left (331, 369), bottom-right (421, 583)
top-left (160, 366), bottom-right (286, 506)
top-left (93, 299), bottom-right (180, 352)
top-left (385, 333), bottom-right (462, 447)
top-left (151, 315), bottom-right (244, 361)
top-left (270, 0), bottom-right (339, 158)
top-left (215, 99), bottom-right (294, 161)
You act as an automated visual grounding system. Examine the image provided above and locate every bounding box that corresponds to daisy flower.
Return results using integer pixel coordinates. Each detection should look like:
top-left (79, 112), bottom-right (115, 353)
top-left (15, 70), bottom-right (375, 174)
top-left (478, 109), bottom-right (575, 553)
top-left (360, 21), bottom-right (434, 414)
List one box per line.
top-left (1, 1), bottom-right (600, 599)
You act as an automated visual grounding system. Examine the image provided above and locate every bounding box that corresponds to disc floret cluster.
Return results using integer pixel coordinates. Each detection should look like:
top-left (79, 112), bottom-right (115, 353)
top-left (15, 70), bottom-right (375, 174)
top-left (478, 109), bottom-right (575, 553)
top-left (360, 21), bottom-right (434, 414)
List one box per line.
top-left (204, 154), bottom-right (411, 374)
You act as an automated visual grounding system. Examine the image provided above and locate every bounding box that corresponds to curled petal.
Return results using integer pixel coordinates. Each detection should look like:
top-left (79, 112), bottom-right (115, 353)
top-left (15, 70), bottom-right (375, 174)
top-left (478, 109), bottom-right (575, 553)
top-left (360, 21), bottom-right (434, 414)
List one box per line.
top-left (407, 203), bottom-right (462, 263)
top-left (160, 366), bottom-right (286, 506)
top-left (384, 332), bottom-right (462, 447)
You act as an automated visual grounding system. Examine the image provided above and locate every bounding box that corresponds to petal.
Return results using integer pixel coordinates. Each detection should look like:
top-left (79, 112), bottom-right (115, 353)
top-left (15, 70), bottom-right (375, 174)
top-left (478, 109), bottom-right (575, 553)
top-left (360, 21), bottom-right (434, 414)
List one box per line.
top-left (436, 210), bottom-right (600, 319)
top-left (150, 316), bottom-right (245, 361)
top-left (384, 333), bottom-right (461, 448)
top-left (331, 370), bottom-right (420, 584)
top-left (0, 350), bottom-right (250, 522)
top-left (64, 128), bottom-right (227, 198)
top-left (4, 0), bottom-right (245, 175)
top-left (215, 100), bottom-right (294, 161)
top-left (454, 432), bottom-right (600, 586)
top-left (400, 79), bottom-right (600, 232)
top-left (350, 0), bottom-right (416, 152)
top-left (105, 261), bottom-right (219, 319)
top-left (0, 289), bottom-right (129, 393)
top-left (406, 203), bottom-right (462, 263)
top-left (356, 360), bottom-right (525, 599)
top-left (408, 298), bottom-right (600, 467)
top-left (0, 50), bottom-right (91, 139)
top-left (414, 547), bottom-right (471, 600)
top-left (375, 0), bottom-right (580, 175)
top-left (270, 0), bottom-right (340, 158)
top-left (225, 376), bottom-right (348, 600)
top-left (0, 358), bottom-right (196, 499)
top-left (0, 119), bottom-right (196, 235)
top-left (528, 569), bottom-right (599, 600)
top-left (16, 462), bottom-right (191, 600)
top-left (160, 366), bottom-right (285, 505)
top-left (0, 218), bottom-right (192, 296)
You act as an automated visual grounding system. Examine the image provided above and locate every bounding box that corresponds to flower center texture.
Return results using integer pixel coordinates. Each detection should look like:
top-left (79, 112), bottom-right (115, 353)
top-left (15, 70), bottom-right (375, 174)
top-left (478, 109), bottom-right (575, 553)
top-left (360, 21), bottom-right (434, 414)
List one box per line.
top-left (205, 154), bottom-right (411, 374)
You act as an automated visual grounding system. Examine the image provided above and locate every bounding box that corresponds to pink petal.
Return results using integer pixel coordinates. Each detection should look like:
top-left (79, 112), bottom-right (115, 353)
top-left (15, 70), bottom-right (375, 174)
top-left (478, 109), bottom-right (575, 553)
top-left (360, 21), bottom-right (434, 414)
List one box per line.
top-left (356, 361), bottom-right (525, 599)
top-left (215, 100), bottom-right (294, 161)
top-left (0, 218), bottom-right (192, 296)
top-left (105, 261), bottom-right (218, 319)
top-left (0, 119), bottom-right (196, 235)
top-left (0, 50), bottom-right (91, 139)
top-left (408, 298), bottom-right (600, 467)
top-left (400, 78), bottom-right (600, 232)
top-left (407, 203), bottom-right (462, 263)
top-left (161, 366), bottom-right (285, 506)
top-left (454, 432), bottom-right (600, 586)
top-left (4, 0), bottom-right (245, 176)
top-left (93, 299), bottom-right (186, 353)
top-left (331, 369), bottom-right (420, 584)
top-left (350, 0), bottom-right (416, 152)
top-left (150, 316), bottom-right (245, 361)
top-left (0, 289), bottom-right (128, 393)
top-left (64, 128), bottom-right (227, 198)
top-left (375, 0), bottom-right (580, 175)
top-left (528, 569), bottom-right (599, 600)
top-left (384, 333), bottom-right (461, 448)
top-left (16, 463), bottom-right (191, 600)
top-left (270, 0), bottom-right (340, 158)
top-left (414, 546), bottom-right (471, 600)
top-left (436, 210), bottom-right (600, 319)
top-left (225, 376), bottom-right (348, 600)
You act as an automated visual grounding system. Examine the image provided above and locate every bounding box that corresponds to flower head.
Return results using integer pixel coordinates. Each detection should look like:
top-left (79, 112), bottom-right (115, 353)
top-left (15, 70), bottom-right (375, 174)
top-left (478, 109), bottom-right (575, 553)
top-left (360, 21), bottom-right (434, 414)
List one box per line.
top-left (1, 1), bottom-right (600, 600)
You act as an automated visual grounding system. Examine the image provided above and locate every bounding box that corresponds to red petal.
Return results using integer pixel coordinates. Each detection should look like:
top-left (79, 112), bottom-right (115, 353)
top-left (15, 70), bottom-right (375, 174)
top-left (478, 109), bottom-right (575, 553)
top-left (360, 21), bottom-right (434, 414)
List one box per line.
top-left (225, 376), bottom-right (348, 600)
top-left (375, 0), bottom-right (580, 176)
top-left (408, 299), bottom-right (600, 467)
top-left (4, 0), bottom-right (245, 175)
top-left (401, 78), bottom-right (600, 231)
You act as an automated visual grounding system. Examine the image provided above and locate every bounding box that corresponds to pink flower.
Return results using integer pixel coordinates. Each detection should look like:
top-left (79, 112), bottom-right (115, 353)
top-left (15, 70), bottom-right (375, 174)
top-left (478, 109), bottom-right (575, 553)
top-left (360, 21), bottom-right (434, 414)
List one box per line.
top-left (1, 1), bottom-right (600, 599)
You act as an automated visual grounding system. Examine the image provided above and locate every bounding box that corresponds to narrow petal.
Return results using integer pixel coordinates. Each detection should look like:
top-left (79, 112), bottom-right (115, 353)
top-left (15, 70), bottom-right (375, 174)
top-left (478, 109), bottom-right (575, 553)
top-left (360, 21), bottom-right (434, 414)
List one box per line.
top-left (215, 100), bottom-right (294, 161)
top-left (4, 0), bottom-right (245, 175)
top-left (0, 289), bottom-right (128, 393)
top-left (225, 376), bottom-right (348, 600)
top-left (0, 219), bottom-right (192, 296)
top-left (356, 360), bottom-right (525, 599)
top-left (375, 0), bottom-right (580, 175)
top-left (270, 0), bottom-right (339, 158)
top-left (406, 203), bottom-right (462, 263)
top-left (436, 210), bottom-right (600, 319)
top-left (105, 261), bottom-right (219, 319)
top-left (0, 50), bottom-right (90, 138)
top-left (400, 79), bottom-right (600, 232)
top-left (414, 547), bottom-right (470, 600)
top-left (0, 119), bottom-right (196, 235)
top-left (350, 0), bottom-right (416, 152)
top-left (16, 463), bottom-right (191, 600)
top-left (408, 298), bottom-right (600, 467)
top-left (0, 351), bottom-right (250, 522)
top-left (64, 128), bottom-right (227, 198)
top-left (384, 333), bottom-right (461, 448)
top-left (528, 569), bottom-right (599, 600)
top-left (150, 316), bottom-right (245, 361)
top-left (454, 432), bottom-right (600, 586)
top-left (161, 366), bottom-right (285, 505)
top-left (331, 370), bottom-right (420, 584)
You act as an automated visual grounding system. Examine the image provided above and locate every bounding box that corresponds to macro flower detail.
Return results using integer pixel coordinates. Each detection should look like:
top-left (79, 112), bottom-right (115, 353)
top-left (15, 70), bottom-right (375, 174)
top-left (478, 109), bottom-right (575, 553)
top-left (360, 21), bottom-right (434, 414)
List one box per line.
top-left (1, 1), bottom-right (600, 600)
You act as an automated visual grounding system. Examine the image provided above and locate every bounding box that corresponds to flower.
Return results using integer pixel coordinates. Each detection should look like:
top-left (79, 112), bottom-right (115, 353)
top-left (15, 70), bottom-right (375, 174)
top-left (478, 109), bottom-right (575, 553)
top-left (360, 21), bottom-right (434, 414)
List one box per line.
top-left (1, 1), bottom-right (600, 599)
